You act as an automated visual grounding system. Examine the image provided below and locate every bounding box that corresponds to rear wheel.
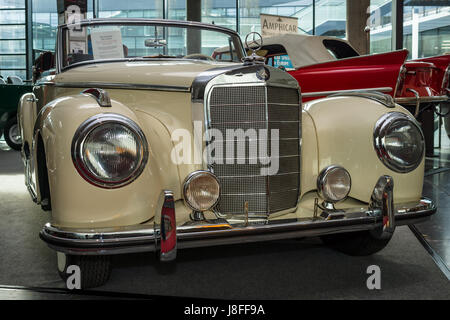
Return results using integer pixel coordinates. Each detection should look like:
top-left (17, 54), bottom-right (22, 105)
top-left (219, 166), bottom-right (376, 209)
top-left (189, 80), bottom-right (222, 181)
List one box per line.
top-left (4, 117), bottom-right (22, 151)
top-left (57, 252), bottom-right (112, 289)
top-left (321, 229), bottom-right (392, 256)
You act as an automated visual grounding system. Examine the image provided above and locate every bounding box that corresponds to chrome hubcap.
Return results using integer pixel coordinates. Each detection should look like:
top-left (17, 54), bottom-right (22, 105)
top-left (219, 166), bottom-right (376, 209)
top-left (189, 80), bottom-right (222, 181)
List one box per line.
top-left (8, 124), bottom-right (22, 145)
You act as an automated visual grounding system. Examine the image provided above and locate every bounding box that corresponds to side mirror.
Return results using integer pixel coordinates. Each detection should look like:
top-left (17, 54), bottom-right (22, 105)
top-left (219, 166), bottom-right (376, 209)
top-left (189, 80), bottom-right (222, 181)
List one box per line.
top-left (33, 51), bottom-right (54, 82)
top-left (41, 51), bottom-right (54, 71)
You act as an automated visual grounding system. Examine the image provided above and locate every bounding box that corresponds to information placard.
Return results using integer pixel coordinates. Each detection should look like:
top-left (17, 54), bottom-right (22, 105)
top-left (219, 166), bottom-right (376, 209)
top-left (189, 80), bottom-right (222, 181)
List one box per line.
top-left (91, 28), bottom-right (124, 60)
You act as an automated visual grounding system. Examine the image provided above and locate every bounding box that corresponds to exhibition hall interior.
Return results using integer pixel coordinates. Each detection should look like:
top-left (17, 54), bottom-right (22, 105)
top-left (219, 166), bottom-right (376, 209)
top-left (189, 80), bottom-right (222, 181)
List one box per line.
top-left (0, 0), bottom-right (449, 300)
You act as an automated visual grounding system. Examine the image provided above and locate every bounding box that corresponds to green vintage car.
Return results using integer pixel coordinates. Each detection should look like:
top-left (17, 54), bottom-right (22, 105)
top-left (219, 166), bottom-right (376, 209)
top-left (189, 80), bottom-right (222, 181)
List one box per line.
top-left (0, 76), bottom-right (33, 150)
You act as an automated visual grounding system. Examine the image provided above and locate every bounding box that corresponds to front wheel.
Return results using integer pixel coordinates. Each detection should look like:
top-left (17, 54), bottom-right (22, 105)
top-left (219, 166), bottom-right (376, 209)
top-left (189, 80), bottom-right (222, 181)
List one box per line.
top-left (321, 229), bottom-right (392, 256)
top-left (4, 117), bottom-right (22, 151)
top-left (57, 252), bottom-right (112, 289)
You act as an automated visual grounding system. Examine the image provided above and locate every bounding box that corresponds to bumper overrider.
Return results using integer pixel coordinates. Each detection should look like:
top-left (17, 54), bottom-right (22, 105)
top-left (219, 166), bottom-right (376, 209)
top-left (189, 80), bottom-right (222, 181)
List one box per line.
top-left (40, 175), bottom-right (436, 260)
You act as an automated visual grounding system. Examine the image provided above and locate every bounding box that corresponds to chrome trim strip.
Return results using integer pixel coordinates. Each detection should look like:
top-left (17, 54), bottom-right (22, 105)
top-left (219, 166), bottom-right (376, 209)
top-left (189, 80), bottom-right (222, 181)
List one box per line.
top-left (55, 82), bottom-right (191, 92)
top-left (59, 18), bottom-right (240, 37)
top-left (210, 103), bottom-right (300, 107)
top-left (218, 172), bottom-right (300, 179)
top-left (330, 91), bottom-right (396, 108)
top-left (394, 95), bottom-right (449, 105)
top-left (302, 87), bottom-right (393, 98)
top-left (40, 197), bottom-right (436, 256)
top-left (221, 188), bottom-right (299, 197)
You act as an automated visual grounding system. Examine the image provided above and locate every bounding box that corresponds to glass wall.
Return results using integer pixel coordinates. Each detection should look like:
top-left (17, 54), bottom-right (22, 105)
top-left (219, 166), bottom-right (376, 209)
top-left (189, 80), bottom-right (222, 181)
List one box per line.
top-left (403, 3), bottom-right (450, 59)
top-left (0, 0), bottom-right (26, 80)
top-left (202, 0), bottom-right (236, 31)
top-left (168, 0), bottom-right (186, 21)
top-left (97, 1), bottom-right (163, 19)
top-left (15, 0), bottom-right (449, 79)
top-left (369, 0), bottom-right (393, 54)
top-left (313, 0), bottom-right (346, 36)
top-left (32, 0), bottom-right (57, 60)
top-left (370, 0), bottom-right (450, 59)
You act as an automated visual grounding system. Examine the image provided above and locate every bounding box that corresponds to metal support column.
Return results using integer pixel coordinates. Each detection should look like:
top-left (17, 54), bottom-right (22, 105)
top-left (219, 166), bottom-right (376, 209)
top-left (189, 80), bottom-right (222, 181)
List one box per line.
top-left (25, 0), bottom-right (33, 80)
top-left (346, 0), bottom-right (370, 54)
top-left (236, 0), bottom-right (240, 33)
top-left (312, 0), bottom-right (315, 35)
top-left (391, 0), bottom-right (404, 50)
top-left (186, 0), bottom-right (201, 54)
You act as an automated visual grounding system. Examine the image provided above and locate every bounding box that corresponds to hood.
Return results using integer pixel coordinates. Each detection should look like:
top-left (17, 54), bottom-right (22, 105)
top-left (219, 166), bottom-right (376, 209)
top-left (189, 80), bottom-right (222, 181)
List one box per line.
top-left (54, 59), bottom-right (240, 90)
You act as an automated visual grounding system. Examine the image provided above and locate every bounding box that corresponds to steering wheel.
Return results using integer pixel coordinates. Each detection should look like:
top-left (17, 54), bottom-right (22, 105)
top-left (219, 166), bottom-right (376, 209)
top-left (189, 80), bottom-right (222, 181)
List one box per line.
top-left (183, 53), bottom-right (215, 61)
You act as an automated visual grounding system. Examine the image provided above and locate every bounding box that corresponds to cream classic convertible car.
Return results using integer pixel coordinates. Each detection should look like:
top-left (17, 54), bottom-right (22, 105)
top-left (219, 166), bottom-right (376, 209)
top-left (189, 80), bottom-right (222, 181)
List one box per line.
top-left (18, 19), bottom-right (436, 288)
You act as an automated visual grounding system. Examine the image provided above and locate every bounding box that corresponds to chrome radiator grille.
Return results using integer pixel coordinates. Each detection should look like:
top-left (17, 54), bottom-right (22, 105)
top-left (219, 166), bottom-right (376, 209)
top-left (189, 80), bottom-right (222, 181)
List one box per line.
top-left (207, 85), bottom-right (301, 216)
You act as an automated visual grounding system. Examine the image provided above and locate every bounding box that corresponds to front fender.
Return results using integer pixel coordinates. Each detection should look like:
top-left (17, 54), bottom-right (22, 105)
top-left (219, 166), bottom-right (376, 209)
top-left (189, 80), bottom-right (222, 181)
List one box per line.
top-left (38, 93), bottom-right (180, 228)
top-left (18, 93), bottom-right (38, 155)
top-left (304, 96), bottom-right (424, 203)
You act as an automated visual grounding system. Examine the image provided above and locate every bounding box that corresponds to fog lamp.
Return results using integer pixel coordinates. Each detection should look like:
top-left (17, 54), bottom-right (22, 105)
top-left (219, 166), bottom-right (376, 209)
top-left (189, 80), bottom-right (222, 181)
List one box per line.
top-left (183, 171), bottom-right (220, 212)
top-left (317, 165), bottom-right (351, 203)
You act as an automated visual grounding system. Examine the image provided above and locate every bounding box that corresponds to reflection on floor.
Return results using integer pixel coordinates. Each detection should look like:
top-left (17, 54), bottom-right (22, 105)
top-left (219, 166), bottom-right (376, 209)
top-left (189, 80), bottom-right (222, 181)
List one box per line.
top-left (0, 127), bottom-right (449, 299)
top-left (415, 124), bottom-right (450, 274)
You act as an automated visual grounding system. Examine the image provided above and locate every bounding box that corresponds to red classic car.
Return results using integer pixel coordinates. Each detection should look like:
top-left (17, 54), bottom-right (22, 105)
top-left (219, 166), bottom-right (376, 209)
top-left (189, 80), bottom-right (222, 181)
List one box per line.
top-left (414, 54), bottom-right (450, 137)
top-left (214, 34), bottom-right (449, 119)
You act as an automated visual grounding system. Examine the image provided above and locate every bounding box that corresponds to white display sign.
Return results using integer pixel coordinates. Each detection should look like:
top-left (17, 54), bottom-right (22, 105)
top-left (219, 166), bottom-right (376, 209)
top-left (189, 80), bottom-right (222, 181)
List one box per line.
top-left (91, 28), bottom-right (124, 60)
top-left (260, 14), bottom-right (298, 36)
top-left (69, 41), bottom-right (87, 54)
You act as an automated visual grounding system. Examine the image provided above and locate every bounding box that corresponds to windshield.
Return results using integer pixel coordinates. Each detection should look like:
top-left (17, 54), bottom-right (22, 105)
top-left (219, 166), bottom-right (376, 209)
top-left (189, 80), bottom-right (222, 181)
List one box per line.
top-left (60, 21), bottom-right (244, 69)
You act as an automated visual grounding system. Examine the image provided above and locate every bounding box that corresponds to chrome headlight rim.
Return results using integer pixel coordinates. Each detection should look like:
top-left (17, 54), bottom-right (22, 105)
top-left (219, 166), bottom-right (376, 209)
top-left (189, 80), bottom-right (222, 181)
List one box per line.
top-left (317, 165), bottom-right (352, 203)
top-left (183, 170), bottom-right (220, 212)
top-left (373, 111), bottom-right (424, 174)
top-left (71, 113), bottom-right (148, 189)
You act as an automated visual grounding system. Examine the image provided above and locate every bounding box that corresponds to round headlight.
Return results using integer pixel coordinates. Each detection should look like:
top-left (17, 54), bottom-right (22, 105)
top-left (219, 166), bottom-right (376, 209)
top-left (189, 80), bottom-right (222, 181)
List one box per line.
top-left (183, 171), bottom-right (220, 212)
top-left (374, 112), bottom-right (424, 173)
top-left (72, 114), bottom-right (148, 188)
top-left (317, 165), bottom-right (351, 203)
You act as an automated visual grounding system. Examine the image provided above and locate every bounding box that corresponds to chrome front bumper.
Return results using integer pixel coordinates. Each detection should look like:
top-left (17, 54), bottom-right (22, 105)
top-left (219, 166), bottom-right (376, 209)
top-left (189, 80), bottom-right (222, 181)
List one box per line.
top-left (41, 199), bottom-right (435, 256)
top-left (40, 175), bottom-right (436, 258)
